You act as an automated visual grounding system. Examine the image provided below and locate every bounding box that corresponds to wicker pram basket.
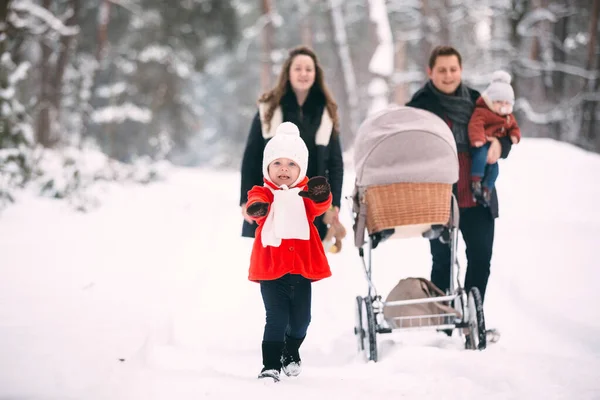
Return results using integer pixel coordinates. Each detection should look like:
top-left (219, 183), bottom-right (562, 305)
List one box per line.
top-left (364, 182), bottom-right (452, 235)
top-left (352, 106), bottom-right (459, 246)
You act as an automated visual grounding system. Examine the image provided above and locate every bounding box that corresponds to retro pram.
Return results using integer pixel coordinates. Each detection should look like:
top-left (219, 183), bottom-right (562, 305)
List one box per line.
top-left (350, 106), bottom-right (487, 362)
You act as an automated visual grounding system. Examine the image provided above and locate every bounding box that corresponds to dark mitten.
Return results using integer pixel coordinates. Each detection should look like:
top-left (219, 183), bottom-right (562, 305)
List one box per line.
top-left (247, 202), bottom-right (269, 217)
top-left (298, 176), bottom-right (330, 203)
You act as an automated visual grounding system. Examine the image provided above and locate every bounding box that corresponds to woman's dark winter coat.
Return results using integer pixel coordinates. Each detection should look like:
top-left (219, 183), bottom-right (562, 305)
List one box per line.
top-left (240, 89), bottom-right (344, 239)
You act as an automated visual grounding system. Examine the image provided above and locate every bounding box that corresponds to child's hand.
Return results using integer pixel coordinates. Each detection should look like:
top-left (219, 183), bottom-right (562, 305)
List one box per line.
top-left (474, 141), bottom-right (484, 147)
top-left (246, 202), bottom-right (269, 217)
top-left (510, 135), bottom-right (518, 144)
top-left (241, 203), bottom-right (255, 224)
top-left (298, 176), bottom-right (330, 203)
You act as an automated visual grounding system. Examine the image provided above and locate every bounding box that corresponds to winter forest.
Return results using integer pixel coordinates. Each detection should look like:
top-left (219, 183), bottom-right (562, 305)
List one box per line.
top-left (2, 1), bottom-right (600, 398)
top-left (0, 0), bottom-right (599, 209)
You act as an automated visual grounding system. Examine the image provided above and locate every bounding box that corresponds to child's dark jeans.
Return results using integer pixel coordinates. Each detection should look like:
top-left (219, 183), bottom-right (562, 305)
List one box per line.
top-left (471, 142), bottom-right (499, 189)
top-left (260, 273), bottom-right (311, 342)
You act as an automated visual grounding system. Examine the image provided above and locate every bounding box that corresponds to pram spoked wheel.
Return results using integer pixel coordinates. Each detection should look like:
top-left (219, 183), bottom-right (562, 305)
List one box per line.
top-left (354, 296), bottom-right (365, 352)
top-left (354, 295), bottom-right (378, 362)
top-left (465, 287), bottom-right (486, 350)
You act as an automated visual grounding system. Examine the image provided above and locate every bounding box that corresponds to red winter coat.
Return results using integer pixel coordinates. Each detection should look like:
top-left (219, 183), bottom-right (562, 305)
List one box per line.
top-left (246, 177), bottom-right (332, 282)
top-left (468, 97), bottom-right (521, 146)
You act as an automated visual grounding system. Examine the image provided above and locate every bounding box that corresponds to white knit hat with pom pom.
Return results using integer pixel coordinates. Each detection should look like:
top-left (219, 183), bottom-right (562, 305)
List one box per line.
top-left (484, 70), bottom-right (515, 105)
top-left (262, 122), bottom-right (308, 187)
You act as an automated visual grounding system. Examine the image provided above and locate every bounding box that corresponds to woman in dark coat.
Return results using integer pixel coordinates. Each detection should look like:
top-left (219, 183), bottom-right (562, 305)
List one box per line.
top-left (240, 46), bottom-right (344, 241)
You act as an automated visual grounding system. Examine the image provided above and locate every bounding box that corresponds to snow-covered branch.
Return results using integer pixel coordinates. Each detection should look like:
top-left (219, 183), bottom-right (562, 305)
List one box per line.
top-left (515, 59), bottom-right (599, 80)
top-left (392, 70), bottom-right (425, 84)
top-left (515, 92), bottom-right (600, 124)
top-left (95, 82), bottom-right (128, 99)
top-left (236, 11), bottom-right (283, 61)
top-left (386, 0), bottom-right (422, 11)
top-left (108, 0), bottom-right (142, 14)
top-left (10, 0), bottom-right (80, 36)
top-left (516, 8), bottom-right (558, 37)
top-left (137, 45), bottom-right (193, 78)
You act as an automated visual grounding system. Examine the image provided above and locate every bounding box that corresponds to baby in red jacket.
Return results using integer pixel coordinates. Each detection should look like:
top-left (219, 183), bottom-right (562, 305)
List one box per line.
top-left (468, 70), bottom-right (521, 206)
top-left (245, 121), bottom-right (332, 382)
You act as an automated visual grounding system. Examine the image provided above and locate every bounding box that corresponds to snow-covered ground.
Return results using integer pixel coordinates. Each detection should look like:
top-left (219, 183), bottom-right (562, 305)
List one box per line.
top-left (1, 138), bottom-right (599, 400)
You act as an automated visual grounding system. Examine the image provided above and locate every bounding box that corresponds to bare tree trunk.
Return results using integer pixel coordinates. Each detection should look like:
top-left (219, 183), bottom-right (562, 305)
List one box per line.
top-left (529, 0), bottom-right (551, 63)
top-left (526, 0), bottom-right (552, 138)
top-left (97, 0), bottom-right (111, 61)
top-left (552, 5), bottom-right (568, 95)
top-left (394, 39), bottom-right (408, 105)
top-left (547, 1), bottom-right (570, 140)
top-left (94, 0), bottom-right (114, 154)
top-left (0, 0), bottom-right (10, 141)
top-left (300, 19), bottom-right (312, 47)
top-left (586, 0), bottom-right (599, 72)
top-left (438, 0), bottom-right (450, 43)
top-left (260, 0), bottom-right (274, 92)
top-left (582, 0), bottom-right (599, 146)
top-left (52, 0), bottom-right (80, 119)
top-left (510, 0), bottom-right (527, 49)
top-left (0, 0), bottom-right (8, 32)
top-left (420, 0), bottom-right (433, 70)
top-left (366, 0), bottom-right (394, 115)
top-left (328, 0), bottom-right (360, 137)
top-left (37, 0), bottom-right (53, 147)
top-left (297, 0), bottom-right (313, 47)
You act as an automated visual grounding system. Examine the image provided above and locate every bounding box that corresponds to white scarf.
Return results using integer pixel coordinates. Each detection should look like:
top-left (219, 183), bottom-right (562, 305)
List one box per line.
top-left (261, 184), bottom-right (310, 248)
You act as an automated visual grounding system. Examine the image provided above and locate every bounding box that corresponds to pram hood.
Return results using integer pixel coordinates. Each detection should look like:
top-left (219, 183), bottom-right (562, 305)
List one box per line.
top-left (354, 106), bottom-right (458, 187)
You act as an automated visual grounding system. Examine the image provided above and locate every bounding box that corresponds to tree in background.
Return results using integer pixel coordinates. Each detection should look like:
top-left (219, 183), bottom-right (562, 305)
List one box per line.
top-left (1, 0), bottom-right (37, 205)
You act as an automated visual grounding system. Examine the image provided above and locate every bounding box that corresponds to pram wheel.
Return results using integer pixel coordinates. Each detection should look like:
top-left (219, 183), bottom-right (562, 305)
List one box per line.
top-left (361, 296), bottom-right (378, 362)
top-left (354, 296), bottom-right (364, 352)
top-left (465, 287), bottom-right (487, 350)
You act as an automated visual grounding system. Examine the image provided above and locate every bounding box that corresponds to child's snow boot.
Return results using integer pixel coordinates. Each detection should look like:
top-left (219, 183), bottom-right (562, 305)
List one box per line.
top-left (471, 180), bottom-right (483, 201)
top-left (480, 186), bottom-right (491, 207)
top-left (258, 341), bottom-right (284, 382)
top-left (281, 335), bottom-right (304, 377)
top-left (471, 180), bottom-right (491, 207)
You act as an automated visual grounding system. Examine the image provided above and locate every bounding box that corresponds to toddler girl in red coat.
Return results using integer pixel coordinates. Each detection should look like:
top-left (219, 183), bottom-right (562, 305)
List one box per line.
top-left (468, 70), bottom-right (521, 206)
top-left (245, 121), bottom-right (332, 382)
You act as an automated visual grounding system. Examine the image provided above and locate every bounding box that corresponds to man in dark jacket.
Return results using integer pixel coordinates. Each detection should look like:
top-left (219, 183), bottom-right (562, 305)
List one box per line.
top-left (406, 46), bottom-right (512, 304)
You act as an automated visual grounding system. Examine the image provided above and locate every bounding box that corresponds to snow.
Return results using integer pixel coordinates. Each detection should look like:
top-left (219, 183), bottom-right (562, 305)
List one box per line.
top-left (474, 20), bottom-right (491, 46)
top-left (138, 45), bottom-right (171, 64)
top-left (367, 77), bottom-right (389, 115)
top-left (367, 0), bottom-right (394, 78)
top-left (1, 138), bottom-right (600, 399)
top-left (91, 104), bottom-right (152, 124)
top-left (9, 61), bottom-right (31, 85)
top-left (96, 82), bottom-right (128, 99)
